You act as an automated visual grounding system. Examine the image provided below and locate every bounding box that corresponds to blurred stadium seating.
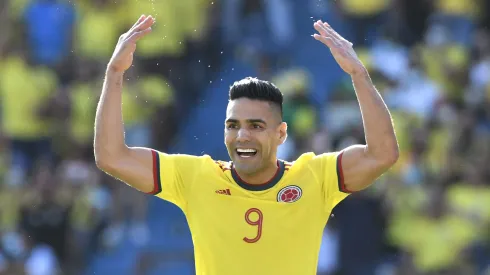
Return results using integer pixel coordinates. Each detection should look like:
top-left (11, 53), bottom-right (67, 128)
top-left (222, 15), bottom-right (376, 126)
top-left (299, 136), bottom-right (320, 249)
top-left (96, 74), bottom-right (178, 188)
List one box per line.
top-left (1, 0), bottom-right (489, 274)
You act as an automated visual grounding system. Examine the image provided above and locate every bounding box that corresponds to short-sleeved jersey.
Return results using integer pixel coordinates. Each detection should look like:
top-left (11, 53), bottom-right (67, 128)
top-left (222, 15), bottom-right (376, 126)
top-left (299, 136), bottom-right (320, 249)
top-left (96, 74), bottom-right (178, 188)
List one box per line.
top-left (149, 151), bottom-right (351, 275)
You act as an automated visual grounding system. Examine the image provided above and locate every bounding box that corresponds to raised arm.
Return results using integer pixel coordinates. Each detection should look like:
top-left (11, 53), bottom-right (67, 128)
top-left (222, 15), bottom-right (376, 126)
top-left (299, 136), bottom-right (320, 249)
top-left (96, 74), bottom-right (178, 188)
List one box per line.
top-left (94, 15), bottom-right (156, 193)
top-left (313, 20), bottom-right (399, 192)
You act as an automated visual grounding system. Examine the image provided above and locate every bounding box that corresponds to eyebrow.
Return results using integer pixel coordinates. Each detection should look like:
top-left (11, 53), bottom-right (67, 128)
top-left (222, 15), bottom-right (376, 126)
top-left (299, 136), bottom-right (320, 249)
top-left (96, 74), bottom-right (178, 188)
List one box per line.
top-left (225, 118), bottom-right (267, 125)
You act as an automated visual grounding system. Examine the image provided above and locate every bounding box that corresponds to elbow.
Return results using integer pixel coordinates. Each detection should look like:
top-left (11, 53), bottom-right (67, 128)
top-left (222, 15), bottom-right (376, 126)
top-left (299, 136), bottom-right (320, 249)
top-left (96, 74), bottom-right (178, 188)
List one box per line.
top-left (369, 143), bottom-right (399, 169)
top-left (93, 145), bottom-right (123, 173)
top-left (381, 146), bottom-right (399, 168)
top-left (94, 152), bottom-right (114, 173)
top-left (94, 155), bottom-right (112, 172)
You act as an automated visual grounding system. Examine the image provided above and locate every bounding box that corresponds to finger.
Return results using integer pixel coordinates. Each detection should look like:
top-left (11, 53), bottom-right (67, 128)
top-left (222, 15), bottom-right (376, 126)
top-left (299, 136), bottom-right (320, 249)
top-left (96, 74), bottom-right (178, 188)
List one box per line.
top-left (128, 27), bottom-right (153, 42)
top-left (313, 34), bottom-right (336, 48)
top-left (130, 15), bottom-right (147, 30)
top-left (314, 22), bottom-right (340, 44)
top-left (315, 20), bottom-right (340, 41)
top-left (132, 16), bottom-right (155, 33)
top-left (313, 21), bottom-right (328, 37)
top-left (322, 22), bottom-right (344, 41)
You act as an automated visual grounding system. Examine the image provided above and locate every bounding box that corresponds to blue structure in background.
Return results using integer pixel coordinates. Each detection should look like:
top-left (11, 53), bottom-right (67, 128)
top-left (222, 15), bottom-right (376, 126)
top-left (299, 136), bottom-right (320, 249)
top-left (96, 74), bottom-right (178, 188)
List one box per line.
top-left (87, 1), bottom-right (351, 274)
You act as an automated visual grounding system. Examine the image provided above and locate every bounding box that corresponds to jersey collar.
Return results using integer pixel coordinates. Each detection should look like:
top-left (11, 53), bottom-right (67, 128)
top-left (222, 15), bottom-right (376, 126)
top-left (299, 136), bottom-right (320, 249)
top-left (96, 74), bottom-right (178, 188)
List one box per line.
top-left (231, 160), bottom-right (285, 191)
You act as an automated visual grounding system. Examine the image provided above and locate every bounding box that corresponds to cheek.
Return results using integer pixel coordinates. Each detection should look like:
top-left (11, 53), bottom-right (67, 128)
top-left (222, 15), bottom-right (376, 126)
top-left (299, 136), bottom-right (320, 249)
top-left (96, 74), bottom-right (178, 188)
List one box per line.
top-left (224, 132), bottom-right (234, 145)
top-left (259, 134), bottom-right (273, 154)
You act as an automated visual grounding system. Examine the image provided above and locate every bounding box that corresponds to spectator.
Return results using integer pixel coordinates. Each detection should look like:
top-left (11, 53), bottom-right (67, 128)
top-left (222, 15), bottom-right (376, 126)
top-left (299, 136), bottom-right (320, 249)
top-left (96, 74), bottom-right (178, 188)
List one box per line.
top-left (335, 0), bottom-right (392, 46)
top-left (0, 50), bottom-right (60, 187)
top-left (22, 0), bottom-right (76, 70)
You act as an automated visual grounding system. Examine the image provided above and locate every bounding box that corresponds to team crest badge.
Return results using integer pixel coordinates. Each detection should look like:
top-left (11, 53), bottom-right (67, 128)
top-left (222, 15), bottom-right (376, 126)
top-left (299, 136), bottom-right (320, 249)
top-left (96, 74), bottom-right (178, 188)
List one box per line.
top-left (277, 186), bottom-right (302, 203)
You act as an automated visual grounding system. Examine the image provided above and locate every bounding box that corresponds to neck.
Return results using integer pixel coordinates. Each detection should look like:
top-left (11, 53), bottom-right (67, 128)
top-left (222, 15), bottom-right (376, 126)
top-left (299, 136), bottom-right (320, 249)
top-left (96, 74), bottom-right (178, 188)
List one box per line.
top-left (235, 160), bottom-right (279, 185)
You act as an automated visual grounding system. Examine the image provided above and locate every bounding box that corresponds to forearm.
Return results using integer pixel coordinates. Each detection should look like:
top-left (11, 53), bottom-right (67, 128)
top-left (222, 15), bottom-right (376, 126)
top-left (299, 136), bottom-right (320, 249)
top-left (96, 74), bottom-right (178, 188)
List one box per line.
top-left (352, 68), bottom-right (398, 161)
top-left (94, 68), bottom-right (128, 163)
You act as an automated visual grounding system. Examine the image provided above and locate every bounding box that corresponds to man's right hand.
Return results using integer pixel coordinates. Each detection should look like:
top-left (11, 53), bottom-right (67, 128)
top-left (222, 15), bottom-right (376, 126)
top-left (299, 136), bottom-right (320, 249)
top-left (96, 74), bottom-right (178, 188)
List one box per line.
top-left (108, 15), bottom-right (155, 73)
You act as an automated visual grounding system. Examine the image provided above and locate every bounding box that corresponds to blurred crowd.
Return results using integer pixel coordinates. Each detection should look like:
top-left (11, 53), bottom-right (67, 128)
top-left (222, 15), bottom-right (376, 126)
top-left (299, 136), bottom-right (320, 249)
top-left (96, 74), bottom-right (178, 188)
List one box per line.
top-left (268, 0), bottom-right (490, 274)
top-left (0, 0), bottom-right (490, 274)
top-left (0, 0), bottom-right (220, 274)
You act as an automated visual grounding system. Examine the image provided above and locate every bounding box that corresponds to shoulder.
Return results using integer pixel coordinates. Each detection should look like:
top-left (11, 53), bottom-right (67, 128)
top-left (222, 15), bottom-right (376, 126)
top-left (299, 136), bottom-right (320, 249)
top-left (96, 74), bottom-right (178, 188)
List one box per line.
top-left (288, 152), bottom-right (341, 177)
top-left (153, 151), bottom-right (214, 162)
top-left (288, 152), bottom-right (340, 167)
top-left (214, 160), bottom-right (232, 172)
top-left (153, 151), bottom-right (216, 171)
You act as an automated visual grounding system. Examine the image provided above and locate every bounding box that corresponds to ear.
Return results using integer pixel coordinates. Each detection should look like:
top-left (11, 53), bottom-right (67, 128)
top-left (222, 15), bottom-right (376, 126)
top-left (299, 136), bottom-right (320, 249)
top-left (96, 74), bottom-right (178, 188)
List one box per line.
top-left (278, 122), bottom-right (288, 145)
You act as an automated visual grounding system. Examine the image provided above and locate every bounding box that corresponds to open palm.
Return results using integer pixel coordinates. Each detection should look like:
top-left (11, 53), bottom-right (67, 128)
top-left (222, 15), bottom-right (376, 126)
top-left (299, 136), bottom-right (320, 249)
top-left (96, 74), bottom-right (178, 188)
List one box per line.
top-left (108, 15), bottom-right (155, 72)
top-left (313, 20), bottom-right (365, 76)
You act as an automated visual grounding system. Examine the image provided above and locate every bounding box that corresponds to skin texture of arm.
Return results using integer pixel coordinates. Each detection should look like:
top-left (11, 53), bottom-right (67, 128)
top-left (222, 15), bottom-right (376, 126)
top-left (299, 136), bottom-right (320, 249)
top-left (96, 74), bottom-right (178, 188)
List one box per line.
top-left (313, 20), bottom-right (399, 192)
top-left (93, 15), bottom-right (156, 193)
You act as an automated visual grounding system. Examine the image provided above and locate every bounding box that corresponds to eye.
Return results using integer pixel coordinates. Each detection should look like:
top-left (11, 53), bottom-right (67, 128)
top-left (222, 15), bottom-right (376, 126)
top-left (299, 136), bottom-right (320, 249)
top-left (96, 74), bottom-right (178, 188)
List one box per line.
top-left (226, 124), bottom-right (238, 129)
top-left (252, 124), bottom-right (263, 129)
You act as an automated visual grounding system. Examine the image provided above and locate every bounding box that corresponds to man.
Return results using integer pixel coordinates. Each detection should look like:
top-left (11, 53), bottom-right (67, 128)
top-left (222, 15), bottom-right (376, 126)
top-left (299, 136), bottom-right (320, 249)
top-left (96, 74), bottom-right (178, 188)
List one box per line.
top-left (94, 15), bottom-right (399, 275)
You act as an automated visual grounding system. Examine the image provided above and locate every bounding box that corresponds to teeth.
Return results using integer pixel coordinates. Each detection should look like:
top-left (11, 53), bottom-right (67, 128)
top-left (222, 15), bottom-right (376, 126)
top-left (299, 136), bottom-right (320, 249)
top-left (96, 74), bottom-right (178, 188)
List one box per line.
top-left (237, 148), bottom-right (257, 153)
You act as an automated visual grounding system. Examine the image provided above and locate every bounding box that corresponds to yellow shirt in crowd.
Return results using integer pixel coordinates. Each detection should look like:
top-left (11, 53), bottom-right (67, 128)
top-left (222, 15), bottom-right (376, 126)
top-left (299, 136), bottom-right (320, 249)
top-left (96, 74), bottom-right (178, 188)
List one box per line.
top-left (0, 56), bottom-right (58, 139)
top-left (340, 0), bottom-right (391, 17)
top-left (435, 0), bottom-right (480, 18)
top-left (70, 81), bottom-right (99, 145)
top-left (122, 76), bottom-right (174, 127)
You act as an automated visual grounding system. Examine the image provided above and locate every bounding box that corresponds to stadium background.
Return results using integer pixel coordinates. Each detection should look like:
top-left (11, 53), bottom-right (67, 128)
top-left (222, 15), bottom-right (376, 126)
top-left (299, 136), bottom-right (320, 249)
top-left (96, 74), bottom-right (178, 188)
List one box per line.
top-left (1, 0), bottom-right (490, 274)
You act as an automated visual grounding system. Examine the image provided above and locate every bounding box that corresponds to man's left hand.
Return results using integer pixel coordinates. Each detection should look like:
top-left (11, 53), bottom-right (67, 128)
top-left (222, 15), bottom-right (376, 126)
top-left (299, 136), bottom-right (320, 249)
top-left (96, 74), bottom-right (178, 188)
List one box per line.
top-left (313, 20), bottom-right (365, 76)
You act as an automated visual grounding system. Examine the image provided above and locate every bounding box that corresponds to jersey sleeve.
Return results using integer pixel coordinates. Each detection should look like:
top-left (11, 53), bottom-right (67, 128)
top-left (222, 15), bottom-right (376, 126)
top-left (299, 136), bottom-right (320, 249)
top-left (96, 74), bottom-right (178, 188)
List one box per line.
top-left (148, 150), bottom-right (210, 210)
top-left (310, 151), bottom-right (351, 213)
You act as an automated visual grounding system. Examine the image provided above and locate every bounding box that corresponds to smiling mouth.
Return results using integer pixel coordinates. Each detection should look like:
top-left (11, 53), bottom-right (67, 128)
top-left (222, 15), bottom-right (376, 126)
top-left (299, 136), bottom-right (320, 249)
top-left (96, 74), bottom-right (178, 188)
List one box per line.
top-left (236, 148), bottom-right (257, 158)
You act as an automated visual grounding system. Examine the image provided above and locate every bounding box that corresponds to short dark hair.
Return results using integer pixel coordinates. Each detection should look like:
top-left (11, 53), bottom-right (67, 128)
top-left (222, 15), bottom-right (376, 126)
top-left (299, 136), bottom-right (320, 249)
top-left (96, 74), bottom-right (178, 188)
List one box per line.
top-left (229, 77), bottom-right (283, 118)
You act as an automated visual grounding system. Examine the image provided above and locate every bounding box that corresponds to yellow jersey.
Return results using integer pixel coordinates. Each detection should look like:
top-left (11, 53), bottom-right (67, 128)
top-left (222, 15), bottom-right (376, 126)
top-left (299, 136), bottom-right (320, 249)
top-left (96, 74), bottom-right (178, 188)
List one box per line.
top-left (149, 150), bottom-right (350, 275)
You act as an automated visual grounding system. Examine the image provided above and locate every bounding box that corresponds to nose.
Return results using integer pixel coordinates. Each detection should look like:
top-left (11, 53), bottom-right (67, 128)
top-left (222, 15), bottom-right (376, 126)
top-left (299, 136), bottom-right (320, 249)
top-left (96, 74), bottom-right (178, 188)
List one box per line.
top-left (236, 128), bottom-right (251, 142)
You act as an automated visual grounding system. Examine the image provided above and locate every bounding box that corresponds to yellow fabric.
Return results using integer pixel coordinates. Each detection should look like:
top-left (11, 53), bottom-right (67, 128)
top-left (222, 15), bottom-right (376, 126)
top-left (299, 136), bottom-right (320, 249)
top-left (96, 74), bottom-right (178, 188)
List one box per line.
top-left (447, 184), bottom-right (490, 226)
top-left (8, 0), bottom-right (29, 19)
top-left (389, 185), bottom-right (481, 272)
top-left (271, 68), bottom-right (310, 97)
top-left (152, 151), bottom-right (348, 275)
top-left (389, 111), bottom-right (423, 175)
top-left (0, 188), bottom-right (22, 231)
top-left (340, 0), bottom-right (390, 16)
top-left (0, 57), bottom-right (57, 139)
top-left (124, 1), bottom-right (185, 57)
top-left (292, 106), bottom-right (316, 137)
top-left (179, 0), bottom-right (210, 40)
top-left (425, 128), bottom-right (450, 174)
top-left (139, 76), bottom-right (174, 105)
top-left (421, 47), bottom-right (444, 86)
top-left (435, 0), bottom-right (479, 17)
top-left (70, 186), bottom-right (97, 231)
top-left (121, 84), bottom-right (146, 127)
top-left (76, 6), bottom-right (122, 59)
top-left (421, 44), bottom-right (469, 101)
top-left (122, 76), bottom-right (174, 127)
top-left (70, 82), bottom-right (98, 144)
top-left (390, 213), bottom-right (477, 272)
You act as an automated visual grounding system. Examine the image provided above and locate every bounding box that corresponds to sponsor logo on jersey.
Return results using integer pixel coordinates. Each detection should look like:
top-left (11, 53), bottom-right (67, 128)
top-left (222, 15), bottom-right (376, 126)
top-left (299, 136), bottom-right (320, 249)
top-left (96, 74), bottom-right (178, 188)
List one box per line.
top-left (215, 189), bottom-right (231, 195)
top-left (277, 185), bottom-right (302, 203)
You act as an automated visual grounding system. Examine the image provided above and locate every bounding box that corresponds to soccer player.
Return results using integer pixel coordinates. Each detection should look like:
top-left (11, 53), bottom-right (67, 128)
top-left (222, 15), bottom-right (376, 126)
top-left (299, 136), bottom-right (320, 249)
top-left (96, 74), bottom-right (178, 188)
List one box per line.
top-left (94, 15), bottom-right (399, 275)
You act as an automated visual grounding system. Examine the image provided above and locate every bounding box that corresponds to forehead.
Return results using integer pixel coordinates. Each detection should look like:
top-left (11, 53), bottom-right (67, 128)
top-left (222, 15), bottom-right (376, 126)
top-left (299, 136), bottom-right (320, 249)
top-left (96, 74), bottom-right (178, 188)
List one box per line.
top-left (226, 98), bottom-right (274, 121)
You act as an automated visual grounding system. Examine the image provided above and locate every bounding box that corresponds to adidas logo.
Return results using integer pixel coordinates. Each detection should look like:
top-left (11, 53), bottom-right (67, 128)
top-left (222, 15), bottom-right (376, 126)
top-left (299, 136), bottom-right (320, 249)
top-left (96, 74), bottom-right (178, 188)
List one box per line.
top-left (215, 189), bottom-right (231, 195)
